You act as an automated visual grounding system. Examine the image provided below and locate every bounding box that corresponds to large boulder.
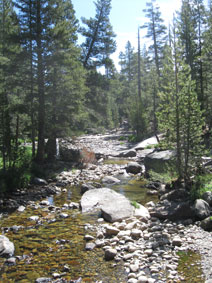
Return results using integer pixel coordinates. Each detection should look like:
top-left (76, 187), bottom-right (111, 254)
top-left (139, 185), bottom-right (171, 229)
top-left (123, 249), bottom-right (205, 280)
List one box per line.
top-left (160, 188), bottom-right (190, 202)
top-left (144, 150), bottom-right (176, 173)
top-left (194, 199), bottom-right (210, 220)
top-left (80, 188), bottom-right (134, 222)
top-left (201, 217), bottom-right (212, 231)
top-left (0, 235), bottom-right (15, 257)
top-left (151, 201), bottom-right (194, 221)
top-left (59, 140), bottom-right (81, 163)
top-left (134, 136), bottom-right (160, 150)
top-left (126, 162), bottom-right (142, 174)
top-left (202, 191), bottom-right (212, 206)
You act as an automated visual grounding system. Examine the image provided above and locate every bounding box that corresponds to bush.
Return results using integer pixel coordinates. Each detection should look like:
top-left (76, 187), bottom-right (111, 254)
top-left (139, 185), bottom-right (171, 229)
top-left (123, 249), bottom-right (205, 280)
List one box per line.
top-left (0, 146), bottom-right (32, 194)
top-left (191, 174), bottom-right (212, 200)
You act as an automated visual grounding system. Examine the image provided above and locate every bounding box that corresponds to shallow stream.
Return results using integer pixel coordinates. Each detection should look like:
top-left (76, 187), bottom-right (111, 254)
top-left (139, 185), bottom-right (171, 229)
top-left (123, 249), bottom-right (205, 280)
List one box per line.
top-left (0, 162), bottom-right (205, 282)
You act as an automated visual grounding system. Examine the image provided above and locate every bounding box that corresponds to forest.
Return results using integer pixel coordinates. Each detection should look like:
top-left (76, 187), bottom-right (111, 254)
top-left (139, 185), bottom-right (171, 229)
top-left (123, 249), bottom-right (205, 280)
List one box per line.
top-left (0, 0), bottom-right (212, 192)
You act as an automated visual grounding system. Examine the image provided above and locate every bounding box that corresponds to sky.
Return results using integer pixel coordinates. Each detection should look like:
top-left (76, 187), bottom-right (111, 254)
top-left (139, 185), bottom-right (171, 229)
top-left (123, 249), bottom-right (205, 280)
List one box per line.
top-left (71, 0), bottom-right (189, 70)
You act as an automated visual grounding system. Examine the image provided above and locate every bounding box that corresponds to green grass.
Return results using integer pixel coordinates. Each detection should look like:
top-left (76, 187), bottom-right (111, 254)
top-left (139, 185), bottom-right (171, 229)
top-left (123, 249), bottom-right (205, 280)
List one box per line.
top-left (148, 169), bottom-right (178, 184)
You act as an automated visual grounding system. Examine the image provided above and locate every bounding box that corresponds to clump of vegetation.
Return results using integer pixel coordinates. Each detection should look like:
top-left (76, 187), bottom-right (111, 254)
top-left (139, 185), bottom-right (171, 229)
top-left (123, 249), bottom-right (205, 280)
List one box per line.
top-left (148, 169), bottom-right (178, 184)
top-left (131, 201), bottom-right (140, 209)
top-left (191, 174), bottom-right (212, 200)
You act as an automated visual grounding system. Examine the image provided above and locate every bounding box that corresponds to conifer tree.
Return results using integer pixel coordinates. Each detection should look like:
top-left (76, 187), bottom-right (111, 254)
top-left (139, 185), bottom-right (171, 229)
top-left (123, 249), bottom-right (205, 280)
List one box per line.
top-left (80, 0), bottom-right (116, 70)
top-left (142, 0), bottom-right (167, 78)
top-left (157, 26), bottom-right (205, 181)
top-left (0, 0), bottom-right (21, 170)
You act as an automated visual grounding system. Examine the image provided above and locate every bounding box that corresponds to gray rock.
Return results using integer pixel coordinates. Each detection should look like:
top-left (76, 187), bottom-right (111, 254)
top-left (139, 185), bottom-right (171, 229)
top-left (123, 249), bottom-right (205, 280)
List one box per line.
top-left (138, 276), bottom-right (149, 283)
top-left (160, 189), bottom-right (189, 202)
top-left (32, 177), bottom-right (48, 186)
top-left (151, 201), bottom-right (194, 221)
top-left (201, 217), bottom-right (212, 231)
top-left (105, 225), bottom-right (120, 236)
top-left (17, 205), bottom-right (25, 212)
top-left (5, 257), bottom-right (16, 265)
top-left (134, 136), bottom-right (160, 150)
top-left (0, 235), bottom-right (15, 257)
top-left (144, 150), bottom-right (176, 173)
top-left (28, 216), bottom-right (39, 221)
top-left (85, 242), bottom-right (96, 251)
top-left (130, 264), bottom-right (139, 272)
top-left (81, 183), bottom-right (96, 195)
top-left (102, 176), bottom-right (120, 184)
top-left (59, 141), bottom-right (81, 162)
top-left (134, 204), bottom-right (150, 221)
top-left (35, 278), bottom-right (52, 283)
top-left (126, 162), bottom-right (142, 174)
top-left (59, 213), bottom-right (69, 219)
top-left (202, 191), bottom-right (212, 206)
top-left (172, 236), bottom-right (182, 247)
top-left (119, 149), bottom-right (137, 158)
top-left (194, 199), bottom-right (210, 220)
top-left (80, 188), bottom-right (134, 222)
top-left (84, 235), bottom-right (95, 241)
top-left (104, 248), bottom-right (117, 260)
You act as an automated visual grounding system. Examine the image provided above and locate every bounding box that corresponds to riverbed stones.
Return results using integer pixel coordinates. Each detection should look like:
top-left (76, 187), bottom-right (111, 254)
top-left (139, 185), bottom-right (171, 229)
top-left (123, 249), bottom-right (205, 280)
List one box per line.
top-left (0, 235), bottom-right (15, 257)
top-left (85, 242), bottom-right (96, 251)
top-left (104, 248), bottom-right (117, 260)
top-left (172, 236), bottom-right (182, 247)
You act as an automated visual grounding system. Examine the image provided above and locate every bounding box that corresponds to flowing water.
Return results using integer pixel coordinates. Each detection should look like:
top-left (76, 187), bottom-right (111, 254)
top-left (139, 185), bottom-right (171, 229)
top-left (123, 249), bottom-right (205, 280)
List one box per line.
top-left (0, 162), bottom-right (204, 282)
top-left (0, 173), bottom-right (151, 282)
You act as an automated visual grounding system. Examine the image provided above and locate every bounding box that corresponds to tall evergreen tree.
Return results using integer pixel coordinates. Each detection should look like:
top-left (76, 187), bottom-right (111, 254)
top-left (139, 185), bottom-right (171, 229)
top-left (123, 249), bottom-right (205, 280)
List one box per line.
top-left (142, 0), bottom-right (167, 78)
top-left (0, 0), bottom-right (21, 170)
top-left (157, 25), bottom-right (205, 181)
top-left (80, 0), bottom-right (116, 69)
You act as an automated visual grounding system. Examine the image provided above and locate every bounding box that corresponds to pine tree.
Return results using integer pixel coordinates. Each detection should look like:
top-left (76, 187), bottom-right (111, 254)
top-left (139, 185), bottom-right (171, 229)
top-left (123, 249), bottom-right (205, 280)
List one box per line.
top-left (80, 0), bottom-right (116, 70)
top-left (157, 26), bottom-right (205, 181)
top-left (0, 0), bottom-right (22, 170)
top-left (45, 0), bottom-right (86, 159)
top-left (142, 0), bottom-right (167, 78)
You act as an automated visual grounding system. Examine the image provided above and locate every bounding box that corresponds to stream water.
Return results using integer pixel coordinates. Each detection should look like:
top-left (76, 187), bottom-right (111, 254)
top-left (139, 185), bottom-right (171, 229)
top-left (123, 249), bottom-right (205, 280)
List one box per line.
top-left (0, 170), bottom-right (154, 282)
top-left (0, 160), bottom-right (204, 282)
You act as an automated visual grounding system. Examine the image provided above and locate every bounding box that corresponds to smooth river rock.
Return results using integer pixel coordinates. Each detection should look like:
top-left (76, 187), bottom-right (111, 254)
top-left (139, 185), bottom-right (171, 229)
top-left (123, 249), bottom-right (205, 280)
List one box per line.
top-left (0, 235), bottom-right (15, 257)
top-left (80, 188), bottom-right (134, 222)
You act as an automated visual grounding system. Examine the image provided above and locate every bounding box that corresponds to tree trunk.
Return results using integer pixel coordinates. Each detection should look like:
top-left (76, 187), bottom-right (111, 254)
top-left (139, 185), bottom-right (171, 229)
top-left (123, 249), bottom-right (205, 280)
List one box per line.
top-left (36, 0), bottom-right (45, 163)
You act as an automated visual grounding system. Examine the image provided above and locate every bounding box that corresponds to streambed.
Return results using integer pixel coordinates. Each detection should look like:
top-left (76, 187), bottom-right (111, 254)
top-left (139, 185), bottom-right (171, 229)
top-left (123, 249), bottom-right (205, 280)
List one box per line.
top-left (0, 176), bottom-right (151, 282)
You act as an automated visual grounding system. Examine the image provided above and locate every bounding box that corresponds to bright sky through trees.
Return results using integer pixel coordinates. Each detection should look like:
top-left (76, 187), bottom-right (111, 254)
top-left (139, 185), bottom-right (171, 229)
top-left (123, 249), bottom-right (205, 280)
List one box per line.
top-left (72, 0), bottom-right (183, 69)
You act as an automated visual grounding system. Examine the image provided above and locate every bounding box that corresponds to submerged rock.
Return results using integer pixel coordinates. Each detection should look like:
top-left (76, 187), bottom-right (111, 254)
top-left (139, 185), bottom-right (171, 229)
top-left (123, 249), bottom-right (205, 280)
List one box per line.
top-left (0, 235), bottom-right (15, 257)
top-left (102, 176), bottom-right (120, 184)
